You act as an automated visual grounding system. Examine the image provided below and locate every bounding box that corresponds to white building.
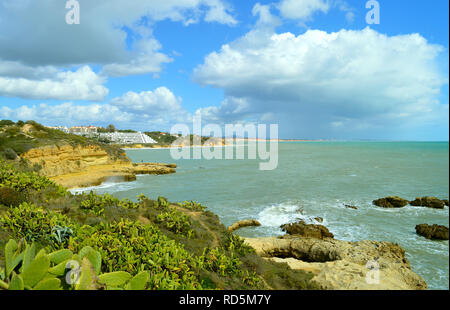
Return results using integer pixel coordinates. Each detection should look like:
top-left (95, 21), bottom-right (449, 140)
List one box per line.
top-left (98, 132), bottom-right (157, 144)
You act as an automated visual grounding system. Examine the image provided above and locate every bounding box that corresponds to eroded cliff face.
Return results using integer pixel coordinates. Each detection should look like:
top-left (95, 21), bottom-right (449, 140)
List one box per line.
top-left (21, 144), bottom-right (129, 177)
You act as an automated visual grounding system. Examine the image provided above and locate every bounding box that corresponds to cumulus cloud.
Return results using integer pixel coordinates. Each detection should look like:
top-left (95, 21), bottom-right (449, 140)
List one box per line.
top-left (0, 0), bottom-right (237, 100)
top-left (193, 26), bottom-right (448, 139)
top-left (0, 65), bottom-right (108, 101)
top-left (0, 86), bottom-right (191, 130)
top-left (278, 0), bottom-right (330, 21)
top-left (110, 87), bottom-right (190, 122)
top-left (0, 0), bottom-right (236, 66)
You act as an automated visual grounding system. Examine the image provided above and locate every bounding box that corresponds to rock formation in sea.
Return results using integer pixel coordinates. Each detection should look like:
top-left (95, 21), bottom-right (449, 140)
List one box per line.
top-left (280, 220), bottom-right (334, 239)
top-left (410, 197), bottom-right (446, 209)
top-left (372, 196), bottom-right (409, 208)
top-left (415, 224), bottom-right (449, 240)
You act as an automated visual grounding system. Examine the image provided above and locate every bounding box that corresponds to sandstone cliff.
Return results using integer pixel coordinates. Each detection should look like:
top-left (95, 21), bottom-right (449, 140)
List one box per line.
top-left (20, 144), bottom-right (176, 189)
top-left (21, 144), bottom-right (128, 177)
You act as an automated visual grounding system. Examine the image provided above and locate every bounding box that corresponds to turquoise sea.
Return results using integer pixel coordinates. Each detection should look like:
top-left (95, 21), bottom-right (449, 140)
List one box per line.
top-left (73, 142), bottom-right (449, 290)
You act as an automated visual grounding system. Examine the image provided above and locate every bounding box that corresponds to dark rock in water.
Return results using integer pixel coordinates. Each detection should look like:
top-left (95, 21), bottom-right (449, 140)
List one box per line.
top-left (410, 197), bottom-right (445, 209)
top-left (443, 199), bottom-right (449, 207)
top-left (281, 220), bottom-right (334, 239)
top-left (415, 224), bottom-right (449, 240)
top-left (373, 196), bottom-right (409, 208)
top-left (314, 217), bottom-right (324, 223)
top-left (345, 205), bottom-right (358, 210)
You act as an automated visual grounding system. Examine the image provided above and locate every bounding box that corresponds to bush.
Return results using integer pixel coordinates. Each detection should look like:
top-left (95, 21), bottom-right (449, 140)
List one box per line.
top-left (0, 120), bottom-right (15, 127)
top-left (70, 220), bottom-right (202, 289)
top-left (2, 148), bottom-right (18, 160)
top-left (0, 187), bottom-right (24, 207)
top-left (0, 202), bottom-right (76, 247)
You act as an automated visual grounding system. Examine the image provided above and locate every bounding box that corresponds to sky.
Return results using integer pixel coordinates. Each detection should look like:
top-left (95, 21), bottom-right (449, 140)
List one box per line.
top-left (0, 0), bottom-right (448, 140)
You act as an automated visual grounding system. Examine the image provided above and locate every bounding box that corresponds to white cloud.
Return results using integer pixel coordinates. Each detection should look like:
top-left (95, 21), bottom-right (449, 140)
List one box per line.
top-left (0, 0), bottom-right (236, 76)
top-left (0, 65), bottom-right (108, 101)
top-left (193, 27), bottom-right (448, 139)
top-left (278, 0), bottom-right (330, 21)
top-left (102, 38), bottom-right (173, 77)
top-left (110, 87), bottom-right (189, 122)
top-left (0, 87), bottom-right (191, 130)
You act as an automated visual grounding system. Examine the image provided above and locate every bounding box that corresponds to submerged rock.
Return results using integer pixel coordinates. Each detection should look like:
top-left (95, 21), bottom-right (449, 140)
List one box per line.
top-left (227, 219), bottom-right (261, 232)
top-left (372, 196), bottom-right (409, 208)
top-left (244, 236), bottom-right (427, 290)
top-left (345, 205), bottom-right (358, 210)
top-left (280, 220), bottom-right (334, 239)
top-left (410, 197), bottom-right (445, 209)
top-left (415, 224), bottom-right (449, 240)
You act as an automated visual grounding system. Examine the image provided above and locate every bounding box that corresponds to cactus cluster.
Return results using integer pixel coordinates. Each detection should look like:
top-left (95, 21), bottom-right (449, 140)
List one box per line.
top-left (0, 239), bottom-right (150, 290)
top-left (78, 191), bottom-right (140, 216)
top-left (0, 160), bottom-right (66, 197)
top-left (178, 201), bottom-right (207, 212)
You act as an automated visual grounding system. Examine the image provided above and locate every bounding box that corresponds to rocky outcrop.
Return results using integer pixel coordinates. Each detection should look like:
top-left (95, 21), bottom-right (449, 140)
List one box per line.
top-left (443, 200), bottom-right (449, 207)
top-left (281, 220), bottom-right (334, 239)
top-left (410, 197), bottom-right (446, 209)
top-left (20, 144), bottom-right (176, 189)
top-left (228, 219), bottom-right (261, 232)
top-left (415, 224), bottom-right (449, 240)
top-left (372, 196), bottom-right (409, 208)
top-left (21, 144), bottom-right (127, 177)
top-left (50, 162), bottom-right (176, 189)
top-left (244, 236), bottom-right (427, 290)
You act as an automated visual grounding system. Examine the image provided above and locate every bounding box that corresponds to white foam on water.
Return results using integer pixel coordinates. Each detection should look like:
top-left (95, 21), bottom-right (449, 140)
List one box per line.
top-left (69, 180), bottom-right (134, 194)
top-left (257, 202), bottom-right (326, 229)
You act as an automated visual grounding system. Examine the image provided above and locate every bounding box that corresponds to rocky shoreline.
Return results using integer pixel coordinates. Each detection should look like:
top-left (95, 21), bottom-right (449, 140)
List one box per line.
top-left (229, 219), bottom-right (429, 290)
top-left (49, 162), bottom-right (176, 189)
top-left (243, 236), bottom-right (427, 290)
top-left (230, 195), bottom-right (449, 290)
top-left (20, 144), bottom-right (177, 189)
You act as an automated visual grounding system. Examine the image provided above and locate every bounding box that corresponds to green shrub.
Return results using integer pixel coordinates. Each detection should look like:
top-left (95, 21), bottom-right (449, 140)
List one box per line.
top-left (78, 191), bottom-right (140, 217)
top-left (69, 220), bottom-right (202, 289)
top-left (178, 200), bottom-right (207, 212)
top-left (0, 187), bottom-right (24, 207)
top-left (156, 209), bottom-right (194, 237)
top-left (0, 202), bottom-right (77, 247)
top-left (0, 120), bottom-right (15, 127)
top-left (0, 160), bottom-right (66, 196)
top-left (0, 239), bottom-right (150, 290)
top-left (2, 148), bottom-right (17, 160)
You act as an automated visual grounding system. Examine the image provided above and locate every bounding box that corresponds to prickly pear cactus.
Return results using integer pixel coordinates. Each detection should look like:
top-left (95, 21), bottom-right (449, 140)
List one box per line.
top-left (0, 239), bottom-right (149, 290)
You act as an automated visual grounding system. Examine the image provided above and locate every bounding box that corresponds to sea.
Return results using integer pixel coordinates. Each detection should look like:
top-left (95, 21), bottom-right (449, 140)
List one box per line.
top-left (71, 142), bottom-right (449, 290)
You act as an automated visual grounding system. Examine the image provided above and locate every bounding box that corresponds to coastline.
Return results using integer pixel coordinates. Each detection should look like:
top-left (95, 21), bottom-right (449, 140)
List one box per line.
top-left (44, 143), bottom-right (448, 289)
top-left (49, 162), bottom-right (176, 189)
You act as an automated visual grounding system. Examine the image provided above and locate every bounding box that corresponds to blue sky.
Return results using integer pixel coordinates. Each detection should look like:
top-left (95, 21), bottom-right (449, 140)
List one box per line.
top-left (0, 0), bottom-right (448, 140)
